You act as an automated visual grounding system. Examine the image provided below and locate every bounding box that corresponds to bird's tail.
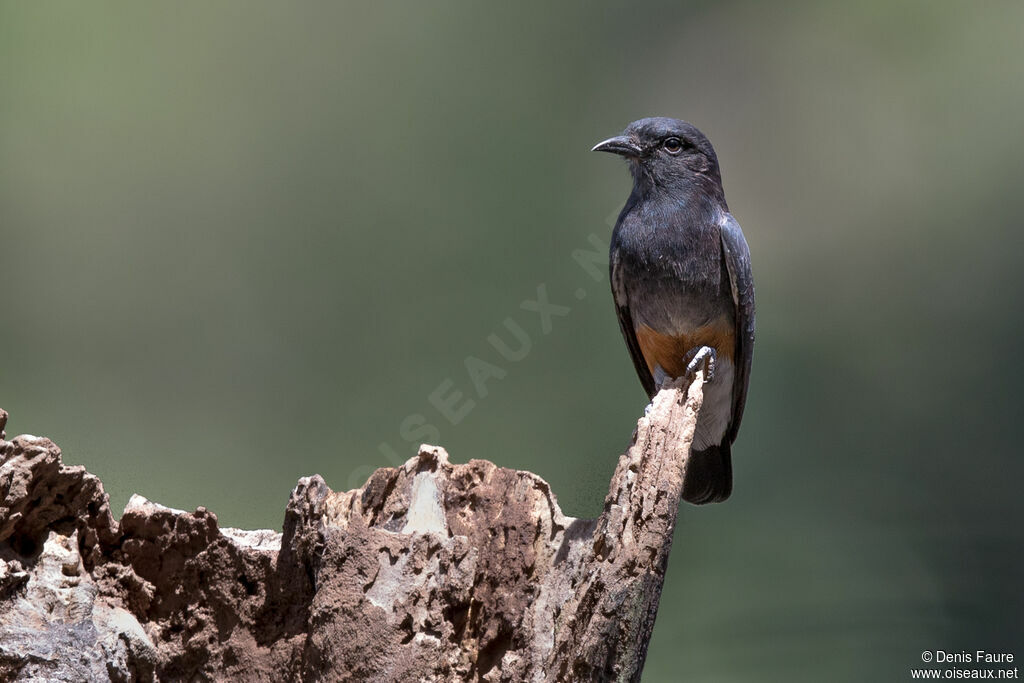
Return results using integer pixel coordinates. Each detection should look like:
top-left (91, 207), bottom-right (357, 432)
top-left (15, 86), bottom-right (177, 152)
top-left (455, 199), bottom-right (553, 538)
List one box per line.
top-left (682, 443), bottom-right (733, 504)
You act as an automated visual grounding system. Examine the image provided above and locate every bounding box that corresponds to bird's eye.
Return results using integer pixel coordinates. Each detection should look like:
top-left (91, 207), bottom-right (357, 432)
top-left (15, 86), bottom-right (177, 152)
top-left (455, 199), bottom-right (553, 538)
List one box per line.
top-left (663, 137), bottom-right (683, 154)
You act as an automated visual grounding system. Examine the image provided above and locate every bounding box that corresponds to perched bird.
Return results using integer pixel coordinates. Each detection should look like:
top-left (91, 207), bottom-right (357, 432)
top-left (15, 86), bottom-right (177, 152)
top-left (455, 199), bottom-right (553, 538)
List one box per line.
top-left (594, 117), bottom-right (754, 504)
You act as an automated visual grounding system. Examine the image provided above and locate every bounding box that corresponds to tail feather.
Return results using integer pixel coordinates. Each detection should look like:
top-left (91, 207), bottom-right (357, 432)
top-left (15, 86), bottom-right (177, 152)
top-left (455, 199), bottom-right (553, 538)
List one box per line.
top-left (683, 444), bottom-right (732, 505)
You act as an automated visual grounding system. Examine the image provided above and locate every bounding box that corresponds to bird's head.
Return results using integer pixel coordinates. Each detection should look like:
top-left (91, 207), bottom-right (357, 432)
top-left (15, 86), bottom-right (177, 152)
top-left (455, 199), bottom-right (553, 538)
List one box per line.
top-left (592, 117), bottom-right (723, 198)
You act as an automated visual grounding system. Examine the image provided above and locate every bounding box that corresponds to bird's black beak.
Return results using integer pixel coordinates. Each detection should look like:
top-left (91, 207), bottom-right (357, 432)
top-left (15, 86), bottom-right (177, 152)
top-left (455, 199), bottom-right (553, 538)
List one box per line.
top-left (591, 135), bottom-right (642, 157)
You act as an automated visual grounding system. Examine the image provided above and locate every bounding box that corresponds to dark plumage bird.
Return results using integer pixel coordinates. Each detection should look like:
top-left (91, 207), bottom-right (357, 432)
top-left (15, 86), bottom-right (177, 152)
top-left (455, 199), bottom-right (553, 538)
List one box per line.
top-left (593, 117), bottom-right (754, 504)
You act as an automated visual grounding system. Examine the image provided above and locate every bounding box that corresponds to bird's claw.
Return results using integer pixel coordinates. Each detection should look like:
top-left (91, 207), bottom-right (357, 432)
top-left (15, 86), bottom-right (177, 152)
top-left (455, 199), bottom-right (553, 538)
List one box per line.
top-left (684, 346), bottom-right (717, 383)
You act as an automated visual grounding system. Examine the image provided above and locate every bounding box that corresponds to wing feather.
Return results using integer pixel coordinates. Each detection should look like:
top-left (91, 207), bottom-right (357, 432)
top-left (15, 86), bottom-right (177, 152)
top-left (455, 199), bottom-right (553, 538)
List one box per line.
top-left (610, 249), bottom-right (657, 398)
top-left (719, 214), bottom-right (755, 443)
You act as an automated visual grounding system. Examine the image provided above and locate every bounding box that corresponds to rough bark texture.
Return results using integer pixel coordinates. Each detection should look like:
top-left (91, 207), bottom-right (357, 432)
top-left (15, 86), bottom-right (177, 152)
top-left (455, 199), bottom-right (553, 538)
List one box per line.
top-left (0, 373), bottom-right (703, 682)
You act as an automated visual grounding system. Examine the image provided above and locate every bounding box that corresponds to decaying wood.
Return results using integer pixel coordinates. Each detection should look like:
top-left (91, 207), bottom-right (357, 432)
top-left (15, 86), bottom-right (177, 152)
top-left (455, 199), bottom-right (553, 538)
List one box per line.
top-left (0, 372), bottom-right (703, 682)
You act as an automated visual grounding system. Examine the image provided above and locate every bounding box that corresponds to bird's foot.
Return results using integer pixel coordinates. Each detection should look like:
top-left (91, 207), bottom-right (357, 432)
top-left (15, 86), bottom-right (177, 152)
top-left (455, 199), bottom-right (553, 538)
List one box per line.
top-left (684, 346), bottom-right (717, 383)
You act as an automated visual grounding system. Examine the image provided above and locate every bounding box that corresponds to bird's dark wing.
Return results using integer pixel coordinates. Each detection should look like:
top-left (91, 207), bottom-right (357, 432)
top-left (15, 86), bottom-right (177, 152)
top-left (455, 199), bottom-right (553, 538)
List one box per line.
top-left (610, 248), bottom-right (657, 398)
top-left (719, 214), bottom-right (755, 442)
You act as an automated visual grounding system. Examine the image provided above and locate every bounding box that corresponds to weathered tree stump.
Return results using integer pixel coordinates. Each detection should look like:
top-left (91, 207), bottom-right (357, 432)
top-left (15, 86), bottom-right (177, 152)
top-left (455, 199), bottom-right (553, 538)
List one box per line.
top-left (0, 372), bottom-right (703, 682)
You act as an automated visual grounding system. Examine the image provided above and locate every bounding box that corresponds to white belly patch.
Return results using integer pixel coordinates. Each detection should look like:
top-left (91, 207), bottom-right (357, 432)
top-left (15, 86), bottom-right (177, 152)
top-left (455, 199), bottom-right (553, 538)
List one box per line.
top-left (692, 358), bottom-right (733, 451)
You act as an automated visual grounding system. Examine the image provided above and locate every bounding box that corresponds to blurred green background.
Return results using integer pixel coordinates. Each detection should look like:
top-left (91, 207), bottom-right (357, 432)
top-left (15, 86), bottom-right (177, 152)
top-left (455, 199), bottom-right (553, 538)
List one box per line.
top-left (2, 2), bottom-right (1022, 680)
